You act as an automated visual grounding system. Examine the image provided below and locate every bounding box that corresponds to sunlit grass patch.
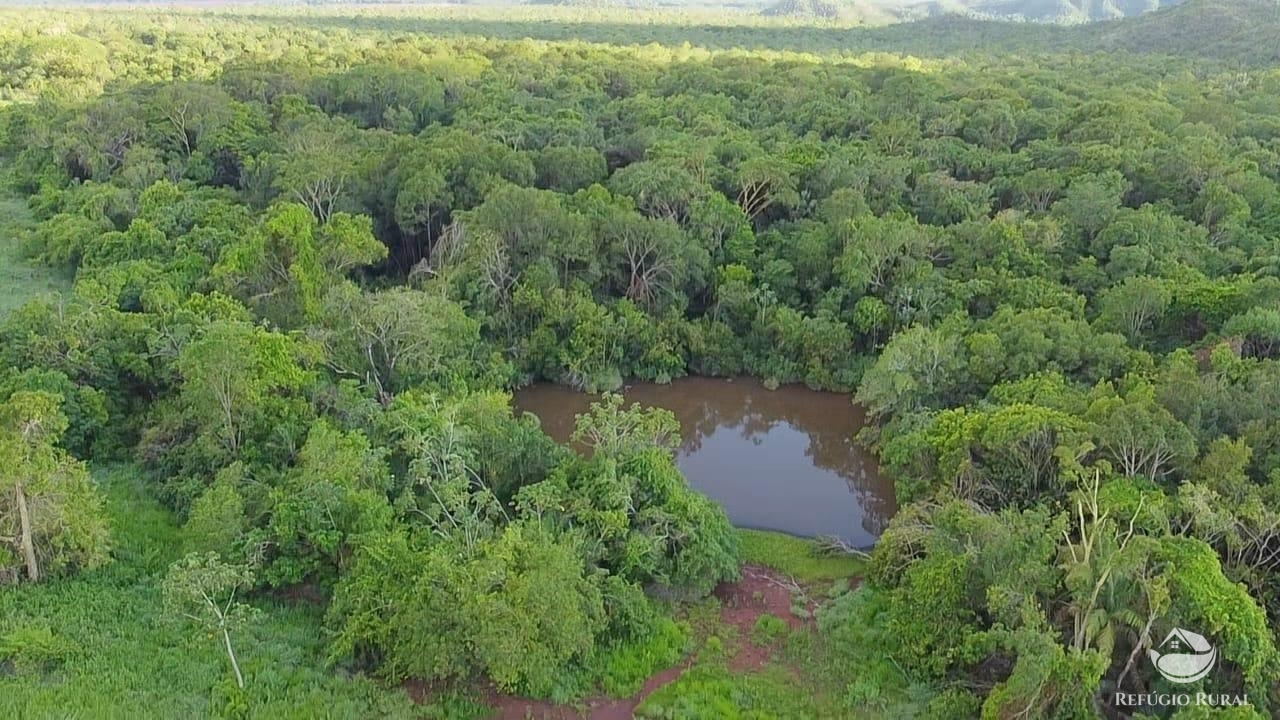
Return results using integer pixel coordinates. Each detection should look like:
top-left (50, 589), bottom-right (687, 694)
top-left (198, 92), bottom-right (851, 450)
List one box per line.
top-left (635, 661), bottom-right (826, 719)
top-left (0, 197), bottom-right (70, 319)
top-left (736, 529), bottom-right (864, 582)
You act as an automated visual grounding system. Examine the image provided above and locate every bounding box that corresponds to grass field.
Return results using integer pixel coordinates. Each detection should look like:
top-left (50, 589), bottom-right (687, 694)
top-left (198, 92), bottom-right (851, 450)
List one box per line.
top-left (0, 466), bottom-right (471, 720)
top-left (0, 197), bottom-right (71, 319)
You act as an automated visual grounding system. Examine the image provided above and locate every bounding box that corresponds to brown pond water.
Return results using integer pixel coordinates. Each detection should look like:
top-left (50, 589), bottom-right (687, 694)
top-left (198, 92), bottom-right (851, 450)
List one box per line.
top-left (513, 377), bottom-right (896, 548)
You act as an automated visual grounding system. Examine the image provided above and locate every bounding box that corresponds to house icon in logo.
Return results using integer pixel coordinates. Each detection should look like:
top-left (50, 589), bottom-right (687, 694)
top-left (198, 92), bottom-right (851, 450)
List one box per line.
top-left (1149, 628), bottom-right (1217, 684)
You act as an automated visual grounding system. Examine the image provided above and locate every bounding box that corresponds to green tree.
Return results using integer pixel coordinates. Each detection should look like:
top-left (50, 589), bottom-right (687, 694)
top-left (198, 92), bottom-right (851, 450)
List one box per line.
top-left (183, 468), bottom-right (248, 559)
top-left (162, 552), bottom-right (259, 689)
top-left (605, 213), bottom-right (705, 310)
top-left (1097, 276), bottom-right (1172, 344)
top-left (392, 165), bottom-right (449, 243)
top-left (261, 421), bottom-right (392, 586)
top-left (733, 155), bottom-right (799, 224)
top-left (609, 159), bottom-right (704, 222)
top-left (176, 320), bottom-right (311, 455)
top-left (314, 284), bottom-right (488, 399)
top-left (214, 204), bottom-right (385, 323)
top-left (910, 171), bottom-right (991, 226)
top-left (516, 397), bottom-right (739, 596)
top-left (856, 321), bottom-right (965, 419)
top-left (535, 145), bottom-right (607, 193)
top-left (0, 391), bottom-right (110, 583)
top-left (1085, 380), bottom-right (1196, 481)
top-left (835, 213), bottom-right (936, 296)
top-left (1223, 307), bottom-right (1280, 360)
top-left (1052, 171), bottom-right (1127, 243)
top-left (147, 82), bottom-right (236, 158)
top-left (571, 393), bottom-right (679, 459)
top-left (271, 118), bottom-right (364, 222)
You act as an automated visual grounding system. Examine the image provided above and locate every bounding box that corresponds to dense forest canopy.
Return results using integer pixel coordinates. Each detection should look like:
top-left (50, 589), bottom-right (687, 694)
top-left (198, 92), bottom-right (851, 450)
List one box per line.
top-left (2, 2), bottom-right (1280, 718)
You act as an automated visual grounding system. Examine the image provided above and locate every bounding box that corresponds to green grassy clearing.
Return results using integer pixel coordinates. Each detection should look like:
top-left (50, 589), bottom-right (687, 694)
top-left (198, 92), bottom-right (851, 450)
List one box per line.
top-left (735, 529), bottom-right (865, 583)
top-left (0, 197), bottom-right (71, 319)
top-left (635, 601), bottom-right (845, 719)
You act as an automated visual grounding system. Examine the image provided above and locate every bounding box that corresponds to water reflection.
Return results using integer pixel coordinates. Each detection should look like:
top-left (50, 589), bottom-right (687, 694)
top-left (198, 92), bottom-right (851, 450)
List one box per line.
top-left (513, 377), bottom-right (896, 547)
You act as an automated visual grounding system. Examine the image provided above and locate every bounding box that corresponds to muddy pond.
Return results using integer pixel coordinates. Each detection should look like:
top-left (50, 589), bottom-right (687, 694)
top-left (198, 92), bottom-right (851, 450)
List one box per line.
top-left (514, 377), bottom-right (897, 548)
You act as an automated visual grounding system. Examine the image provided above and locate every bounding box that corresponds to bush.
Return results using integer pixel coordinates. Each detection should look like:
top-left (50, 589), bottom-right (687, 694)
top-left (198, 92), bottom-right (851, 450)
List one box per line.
top-left (750, 615), bottom-right (790, 647)
top-left (0, 626), bottom-right (79, 675)
top-left (328, 523), bottom-right (608, 698)
top-left (816, 586), bottom-right (914, 713)
top-left (884, 550), bottom-right (978, 679)
top-left (589, 616), bottom-right (691, 697)
top-left (923, 688), bottom-right (982, 720)
top-left (636, 664), bottom-right (823, 719)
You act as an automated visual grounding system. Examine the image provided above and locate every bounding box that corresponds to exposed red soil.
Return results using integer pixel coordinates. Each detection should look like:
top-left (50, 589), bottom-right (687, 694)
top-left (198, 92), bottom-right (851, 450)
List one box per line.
top-left (714, 564), bottom-right (816, 672)
top-left (405, 564), bottom-right (833, 719)
top-left (477, 660), bottom-right (692, 720)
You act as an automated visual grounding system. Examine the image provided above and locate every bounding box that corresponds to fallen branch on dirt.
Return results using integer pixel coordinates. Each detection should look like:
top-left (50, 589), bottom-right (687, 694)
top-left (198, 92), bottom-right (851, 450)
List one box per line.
top-left (744, 566), bottom-right (805, 597)
top-left (814, 535), bottom-right (872, 559)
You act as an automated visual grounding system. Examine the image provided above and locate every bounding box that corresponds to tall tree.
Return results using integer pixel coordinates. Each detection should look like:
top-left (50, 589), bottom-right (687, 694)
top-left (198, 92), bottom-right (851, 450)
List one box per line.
top-left (214, 203), bottom-right (385, 324)
top-left (313, 284), bottom-right (486, 400)
top-left (176, 321), bottom-right (311, 455)
top-left (0, 391), bottom-right (110, 583)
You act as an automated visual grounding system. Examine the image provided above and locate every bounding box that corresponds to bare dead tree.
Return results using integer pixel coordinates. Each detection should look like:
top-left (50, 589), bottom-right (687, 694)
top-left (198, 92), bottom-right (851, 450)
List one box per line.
top-left (622, 228), bottom-right (675, 309)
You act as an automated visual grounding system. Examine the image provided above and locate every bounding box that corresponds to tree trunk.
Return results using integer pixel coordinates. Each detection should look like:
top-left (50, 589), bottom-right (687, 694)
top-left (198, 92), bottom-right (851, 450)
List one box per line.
top-left (222, 627), bottom-right (245, 689)
top-left (15, 482), bottom-right (39, 583)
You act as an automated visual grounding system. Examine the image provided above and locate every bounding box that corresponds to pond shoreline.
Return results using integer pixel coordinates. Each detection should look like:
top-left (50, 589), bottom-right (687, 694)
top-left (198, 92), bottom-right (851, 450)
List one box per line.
top-left (514, 376), bottom-right (896, 547)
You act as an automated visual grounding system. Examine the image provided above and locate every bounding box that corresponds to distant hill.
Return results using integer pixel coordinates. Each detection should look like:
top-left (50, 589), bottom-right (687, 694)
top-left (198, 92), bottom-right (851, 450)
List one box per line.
top-left (973, 0), bottom-right (1183, 22)
top-left (846, 0), bottom-right (1280, 64)
top-left (898, 0), bottom-right (1186, 23)
top-left (1086, 0), bottom-right (1280, 61)
top-left (761, 0), bottom-right (842, 19)
top-left (761, 0), bottom-right (897, 22)
top-left (527, 0), bottom-right (630, 6)
top-left (762, 0), bottom-right (1203, 26)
